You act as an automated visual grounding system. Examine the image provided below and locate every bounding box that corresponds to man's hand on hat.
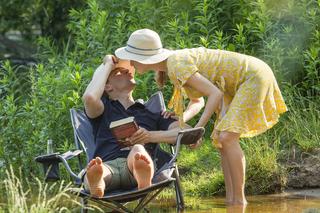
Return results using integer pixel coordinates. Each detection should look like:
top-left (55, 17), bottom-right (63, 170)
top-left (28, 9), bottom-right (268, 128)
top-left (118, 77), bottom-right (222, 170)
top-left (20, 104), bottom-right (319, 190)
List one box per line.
top-left (103, 55), bottom-right (118, 69)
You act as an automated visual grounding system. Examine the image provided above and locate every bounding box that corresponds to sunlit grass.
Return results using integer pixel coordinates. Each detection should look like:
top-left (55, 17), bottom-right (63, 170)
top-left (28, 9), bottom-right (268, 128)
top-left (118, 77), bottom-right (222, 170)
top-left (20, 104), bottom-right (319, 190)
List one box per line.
top-left (243, 136), bottom-right (285, 194)
top-left (0, 167), bottom-right (94, 213)
top-left (285, 93), bottom-right (320, 153)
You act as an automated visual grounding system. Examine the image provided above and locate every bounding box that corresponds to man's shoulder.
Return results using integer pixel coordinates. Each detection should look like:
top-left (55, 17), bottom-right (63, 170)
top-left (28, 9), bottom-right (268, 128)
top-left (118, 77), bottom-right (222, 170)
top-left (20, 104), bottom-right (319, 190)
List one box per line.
top-left (101, 95), bottom-right (109, 104)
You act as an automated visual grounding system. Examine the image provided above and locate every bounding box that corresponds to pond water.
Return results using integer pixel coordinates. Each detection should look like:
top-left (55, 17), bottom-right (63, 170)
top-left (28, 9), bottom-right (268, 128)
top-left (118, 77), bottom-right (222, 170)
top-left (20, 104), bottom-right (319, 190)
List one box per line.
top-left (2, 188), bottom-right (319, 212)
top-left (142, 191), bottom-right (320, 213)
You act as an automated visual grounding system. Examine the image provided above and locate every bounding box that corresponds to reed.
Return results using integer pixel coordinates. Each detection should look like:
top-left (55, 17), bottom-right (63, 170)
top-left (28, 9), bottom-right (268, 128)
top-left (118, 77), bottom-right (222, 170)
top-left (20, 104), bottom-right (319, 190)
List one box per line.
top-left (1, 167), bottom-right (83, 213)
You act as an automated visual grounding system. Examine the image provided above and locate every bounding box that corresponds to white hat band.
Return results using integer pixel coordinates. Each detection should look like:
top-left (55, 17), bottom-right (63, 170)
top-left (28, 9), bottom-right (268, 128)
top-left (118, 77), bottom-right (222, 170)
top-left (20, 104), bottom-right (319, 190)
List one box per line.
top-left (125, 44), bottom-right (163, 56)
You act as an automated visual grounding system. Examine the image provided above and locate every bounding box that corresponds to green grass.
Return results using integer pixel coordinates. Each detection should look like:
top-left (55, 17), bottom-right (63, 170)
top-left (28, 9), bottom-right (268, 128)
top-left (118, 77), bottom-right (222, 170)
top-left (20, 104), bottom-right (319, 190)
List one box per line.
top-left (178, 140), bottom-right (224, 196)
top-left (0, 167), bottom-right (84, 213)
top-left (285, 94), bottom-right (320, 153)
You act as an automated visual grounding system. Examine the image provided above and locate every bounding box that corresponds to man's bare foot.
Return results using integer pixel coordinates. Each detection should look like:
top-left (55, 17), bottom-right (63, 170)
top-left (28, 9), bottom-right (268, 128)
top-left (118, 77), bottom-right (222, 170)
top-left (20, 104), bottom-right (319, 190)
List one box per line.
top-left (86, 157), bottom-right (105, 198)
top-left (133, 152), bottom-right (154, 189)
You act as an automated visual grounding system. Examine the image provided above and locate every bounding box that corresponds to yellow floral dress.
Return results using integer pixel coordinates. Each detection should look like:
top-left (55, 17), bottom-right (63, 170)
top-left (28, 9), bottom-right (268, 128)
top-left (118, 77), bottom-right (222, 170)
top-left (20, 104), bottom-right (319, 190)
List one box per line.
top-left (166, 47), bottom-right (288, 145)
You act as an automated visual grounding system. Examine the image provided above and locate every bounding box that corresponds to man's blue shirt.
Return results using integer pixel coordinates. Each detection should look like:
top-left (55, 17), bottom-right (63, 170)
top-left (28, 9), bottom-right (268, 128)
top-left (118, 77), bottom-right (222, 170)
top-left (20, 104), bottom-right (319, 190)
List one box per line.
top-left (87, 96), bottom-right (176, 162)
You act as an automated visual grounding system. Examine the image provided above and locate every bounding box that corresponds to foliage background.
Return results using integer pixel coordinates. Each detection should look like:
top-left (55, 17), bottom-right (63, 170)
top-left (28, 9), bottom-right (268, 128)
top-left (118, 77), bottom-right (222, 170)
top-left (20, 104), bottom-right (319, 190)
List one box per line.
top-left (0, 0), bottom-right (319, 196)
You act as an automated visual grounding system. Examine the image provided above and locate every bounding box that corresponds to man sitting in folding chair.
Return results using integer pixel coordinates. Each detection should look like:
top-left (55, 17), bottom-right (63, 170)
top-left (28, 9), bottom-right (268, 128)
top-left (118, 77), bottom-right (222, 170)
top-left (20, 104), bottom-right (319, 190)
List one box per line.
top-left (82, 55), bottom-right (183, 198)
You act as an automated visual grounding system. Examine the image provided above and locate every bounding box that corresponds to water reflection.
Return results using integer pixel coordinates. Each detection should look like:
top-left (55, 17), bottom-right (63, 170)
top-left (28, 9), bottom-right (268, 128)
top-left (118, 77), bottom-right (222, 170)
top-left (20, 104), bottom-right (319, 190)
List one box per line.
top-left (226, 205), bottom-right (246, 213)
top-left (143, 194), bottom-right (320, 213)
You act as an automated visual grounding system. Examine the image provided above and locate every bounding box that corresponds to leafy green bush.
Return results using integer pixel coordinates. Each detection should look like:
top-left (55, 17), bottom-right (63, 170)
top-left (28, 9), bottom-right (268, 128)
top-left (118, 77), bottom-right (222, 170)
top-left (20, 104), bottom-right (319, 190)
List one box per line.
top-left (0, 0), bottom-right (319, 196)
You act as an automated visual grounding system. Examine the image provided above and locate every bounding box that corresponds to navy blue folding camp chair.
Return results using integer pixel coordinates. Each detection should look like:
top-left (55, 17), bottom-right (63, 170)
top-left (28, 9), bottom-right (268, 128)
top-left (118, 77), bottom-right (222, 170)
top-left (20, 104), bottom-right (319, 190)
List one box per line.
top-left (35, 91), bottom-right (205, 212)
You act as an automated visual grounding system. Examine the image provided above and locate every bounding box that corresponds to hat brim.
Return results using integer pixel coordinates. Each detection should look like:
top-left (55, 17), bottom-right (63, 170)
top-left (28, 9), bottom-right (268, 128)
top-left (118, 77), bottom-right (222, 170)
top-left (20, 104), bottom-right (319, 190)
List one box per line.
top-left (115, 47), bottom-right (172, 64)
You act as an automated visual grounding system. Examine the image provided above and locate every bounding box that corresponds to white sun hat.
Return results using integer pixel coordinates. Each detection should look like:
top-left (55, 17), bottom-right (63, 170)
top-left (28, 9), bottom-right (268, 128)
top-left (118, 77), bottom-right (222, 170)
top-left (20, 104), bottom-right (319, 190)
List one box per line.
top-left (115, 29), bottom-right (172, 64)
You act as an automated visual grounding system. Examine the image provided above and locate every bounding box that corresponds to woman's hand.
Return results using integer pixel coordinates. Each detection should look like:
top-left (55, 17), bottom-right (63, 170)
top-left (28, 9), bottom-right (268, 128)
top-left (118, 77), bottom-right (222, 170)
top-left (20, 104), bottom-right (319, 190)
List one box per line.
top-left (161, 110), bottom-right (178, 119)
top-left (126, 127), bottom-right (151, 145)
top-left (189, 137), bottom-right (203, 149)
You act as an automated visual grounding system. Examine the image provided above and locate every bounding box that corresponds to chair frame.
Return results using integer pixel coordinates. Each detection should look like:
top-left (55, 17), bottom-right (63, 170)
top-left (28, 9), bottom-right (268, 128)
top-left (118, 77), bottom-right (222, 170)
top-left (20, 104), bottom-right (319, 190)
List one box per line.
top-left (35, 92), bottom-right (205, 213)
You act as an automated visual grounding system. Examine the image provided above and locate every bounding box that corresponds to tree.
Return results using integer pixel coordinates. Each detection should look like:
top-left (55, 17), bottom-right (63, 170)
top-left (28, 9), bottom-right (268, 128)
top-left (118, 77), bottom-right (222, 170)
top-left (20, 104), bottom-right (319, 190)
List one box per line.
top-left (0, 0), bottom-right (85, 42)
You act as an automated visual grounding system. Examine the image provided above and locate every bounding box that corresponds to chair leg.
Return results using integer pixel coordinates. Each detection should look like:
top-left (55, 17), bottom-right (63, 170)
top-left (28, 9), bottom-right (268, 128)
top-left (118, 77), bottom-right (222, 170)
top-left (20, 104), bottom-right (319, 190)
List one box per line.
top-left (174, 166), bottom-right (185, 211)
top-left (81, 197), bottom-right (88, 213)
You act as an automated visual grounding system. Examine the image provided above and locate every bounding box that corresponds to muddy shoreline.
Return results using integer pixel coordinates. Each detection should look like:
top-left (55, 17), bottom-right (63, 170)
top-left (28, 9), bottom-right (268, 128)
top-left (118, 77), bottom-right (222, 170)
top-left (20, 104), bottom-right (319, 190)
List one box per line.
top-left (275, 188), bottom-right (320, 199)
top-left (285, 148), bottom-right (320, 191)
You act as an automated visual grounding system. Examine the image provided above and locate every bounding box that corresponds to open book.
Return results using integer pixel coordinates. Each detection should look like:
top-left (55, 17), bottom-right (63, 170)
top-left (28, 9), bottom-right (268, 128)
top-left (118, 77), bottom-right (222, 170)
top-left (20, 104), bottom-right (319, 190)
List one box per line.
top-left (110, 117), bottom-right (138, 146)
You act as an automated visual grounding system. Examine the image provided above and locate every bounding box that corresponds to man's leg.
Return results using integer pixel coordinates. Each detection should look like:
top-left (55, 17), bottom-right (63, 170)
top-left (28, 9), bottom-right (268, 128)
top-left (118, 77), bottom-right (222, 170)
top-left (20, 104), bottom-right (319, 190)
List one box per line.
top-left (84, 157), bottom-right (112, 198)
top-left (127, 144), bottom-right (154, 189)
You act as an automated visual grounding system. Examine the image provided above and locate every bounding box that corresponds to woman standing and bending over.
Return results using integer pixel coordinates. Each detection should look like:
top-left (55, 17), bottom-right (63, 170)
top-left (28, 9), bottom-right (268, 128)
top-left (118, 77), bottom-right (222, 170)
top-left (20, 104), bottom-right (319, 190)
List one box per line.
top-left (115, 29), bottom-right (288, 205)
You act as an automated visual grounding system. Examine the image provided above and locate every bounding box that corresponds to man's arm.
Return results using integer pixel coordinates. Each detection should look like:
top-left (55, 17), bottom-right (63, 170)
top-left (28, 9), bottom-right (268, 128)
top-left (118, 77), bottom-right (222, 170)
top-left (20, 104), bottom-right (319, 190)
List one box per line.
top-left (129, 121), bottom-right (191, 145)
top-left (149, 120), bottom-right (185, 143)
top-left (82, 55), bottom-right (115, 118)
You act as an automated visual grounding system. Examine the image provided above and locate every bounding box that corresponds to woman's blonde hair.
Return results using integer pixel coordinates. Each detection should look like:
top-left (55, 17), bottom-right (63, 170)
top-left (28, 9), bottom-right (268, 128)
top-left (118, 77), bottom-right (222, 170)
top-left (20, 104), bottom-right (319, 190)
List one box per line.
top-left (155, 71), bottom-right (168, 89)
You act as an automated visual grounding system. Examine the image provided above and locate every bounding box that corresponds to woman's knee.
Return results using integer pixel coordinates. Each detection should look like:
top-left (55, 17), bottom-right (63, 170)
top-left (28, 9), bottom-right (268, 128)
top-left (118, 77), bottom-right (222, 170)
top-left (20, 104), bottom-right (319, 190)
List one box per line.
top-left (218, 132), bottom-right (240, 148)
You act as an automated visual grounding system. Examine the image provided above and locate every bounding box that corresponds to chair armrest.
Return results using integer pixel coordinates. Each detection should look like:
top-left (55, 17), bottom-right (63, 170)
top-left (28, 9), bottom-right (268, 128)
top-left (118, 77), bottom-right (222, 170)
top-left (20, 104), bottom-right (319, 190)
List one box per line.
top-left (35, 152), bottom-right (61, 163)
top-left (57, 150), bottom-right (83, 182)
top-left (178, 127), bottom-right (205, 145)
top-left (170, 127), bottom-right (205, 164)
top-left (35, 150), bottom-right (83, 183)
top-left (59, 150), bottom-right (83, 161)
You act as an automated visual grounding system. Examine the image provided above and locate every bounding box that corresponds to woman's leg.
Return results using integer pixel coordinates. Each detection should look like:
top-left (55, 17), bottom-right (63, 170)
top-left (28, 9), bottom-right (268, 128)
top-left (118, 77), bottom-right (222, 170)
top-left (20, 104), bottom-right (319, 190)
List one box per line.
top-left (219, 131), bottom-right (247, 205)
top-left (217, 95), bottom-right (235, 203)
top-left (219, 149), bottom-right (234, 204)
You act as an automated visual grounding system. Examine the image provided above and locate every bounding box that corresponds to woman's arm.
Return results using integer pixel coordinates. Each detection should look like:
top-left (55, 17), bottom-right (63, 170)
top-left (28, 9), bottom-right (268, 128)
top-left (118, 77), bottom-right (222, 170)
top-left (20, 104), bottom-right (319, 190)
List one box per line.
top-left (183, 97), bottom-right (205, 122)
top-left (185, 72), bottom-right (223, 128)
